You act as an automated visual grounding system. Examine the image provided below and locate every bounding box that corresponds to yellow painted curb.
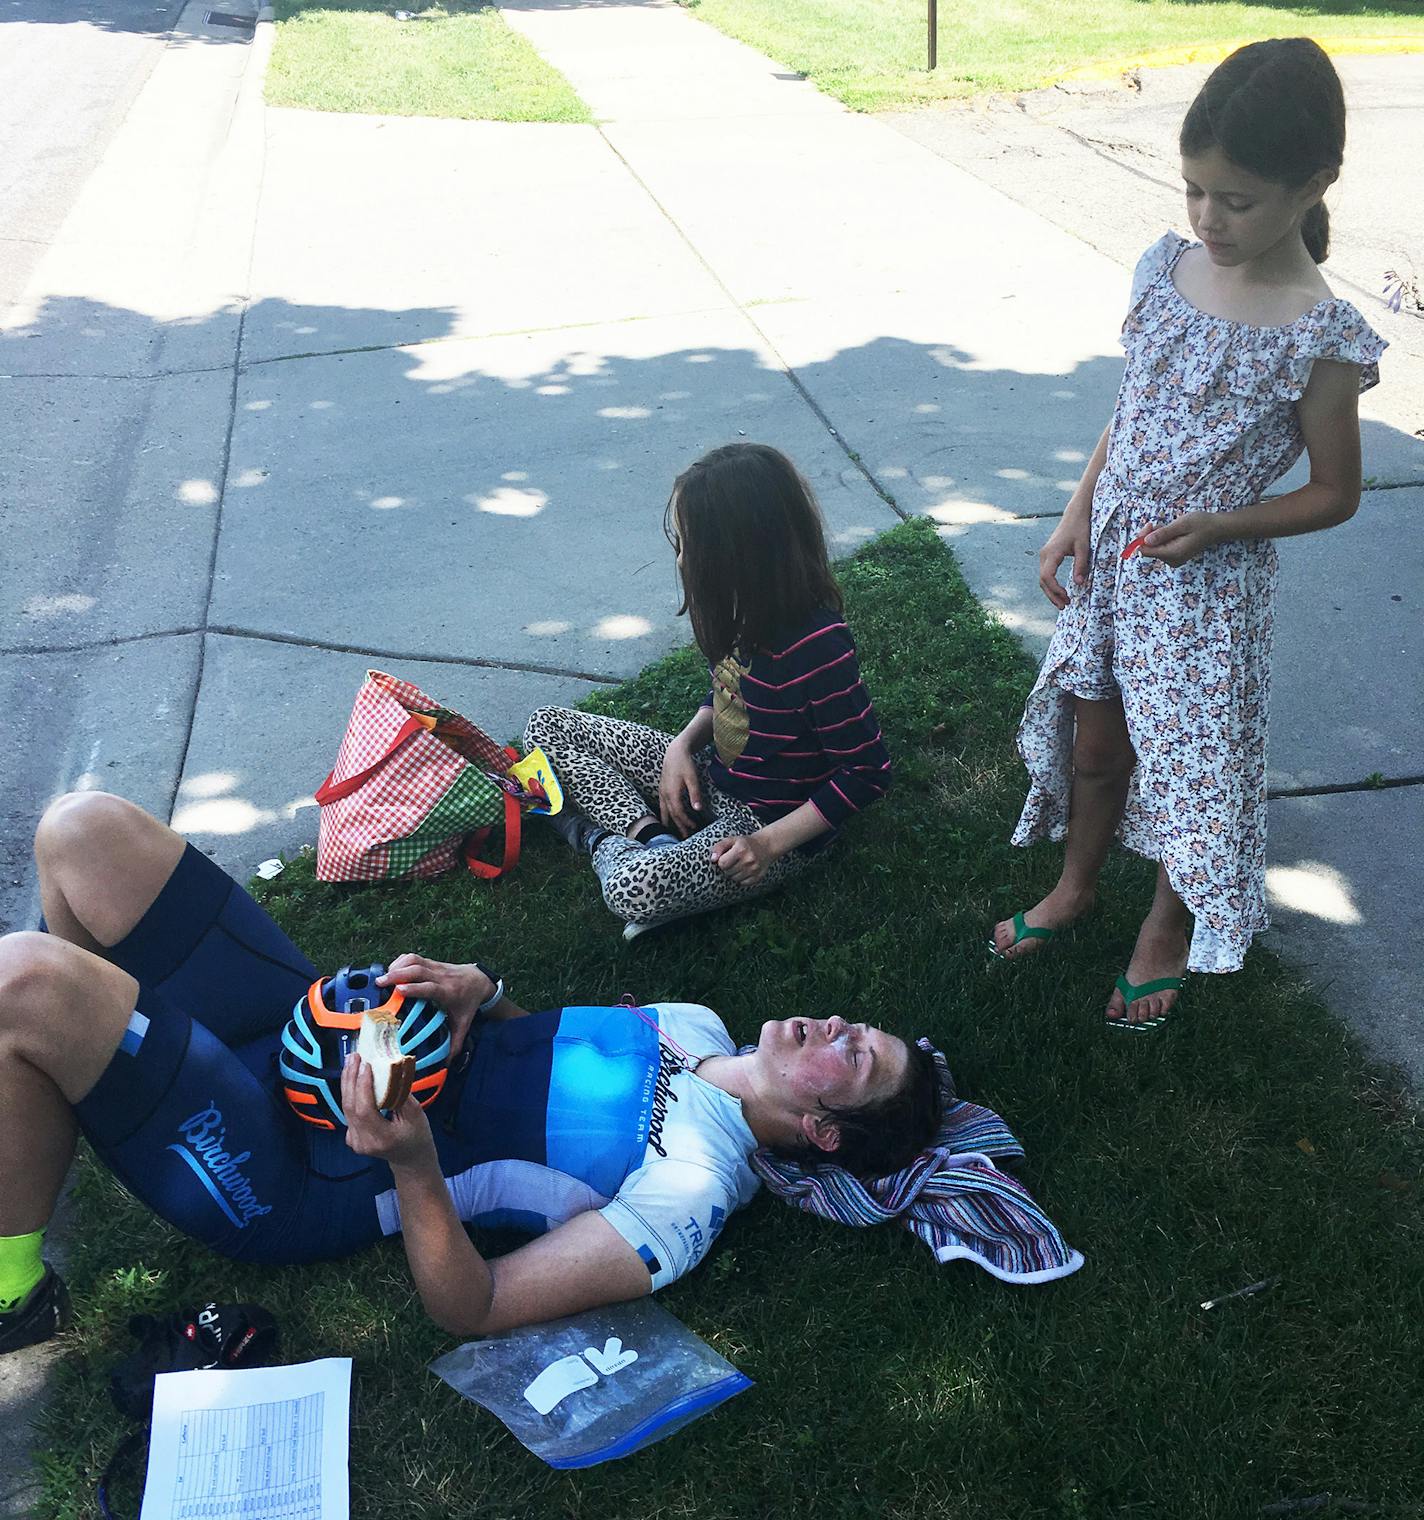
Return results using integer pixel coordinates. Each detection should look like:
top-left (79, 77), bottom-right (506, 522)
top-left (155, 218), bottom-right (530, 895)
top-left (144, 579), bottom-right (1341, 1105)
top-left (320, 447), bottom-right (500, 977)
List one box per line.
top-left (1056, 34), bottom-right (1424, 85)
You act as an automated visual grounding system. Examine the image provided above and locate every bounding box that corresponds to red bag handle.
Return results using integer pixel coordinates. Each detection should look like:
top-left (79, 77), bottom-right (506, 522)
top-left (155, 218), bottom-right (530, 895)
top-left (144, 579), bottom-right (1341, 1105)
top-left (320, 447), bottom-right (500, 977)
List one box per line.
top-left (315, 715), bottom-right (428, 806)
top-left (462, 748), bottom-right (524, 881)
top-left (463, 790), bottom-right (522, 880)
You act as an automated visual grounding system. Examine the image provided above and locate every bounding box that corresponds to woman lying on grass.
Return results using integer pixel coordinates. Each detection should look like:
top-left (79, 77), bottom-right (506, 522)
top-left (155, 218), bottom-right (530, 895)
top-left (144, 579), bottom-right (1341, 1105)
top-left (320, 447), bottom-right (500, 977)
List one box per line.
top-left (0, 791), bottom-right (940, 1354)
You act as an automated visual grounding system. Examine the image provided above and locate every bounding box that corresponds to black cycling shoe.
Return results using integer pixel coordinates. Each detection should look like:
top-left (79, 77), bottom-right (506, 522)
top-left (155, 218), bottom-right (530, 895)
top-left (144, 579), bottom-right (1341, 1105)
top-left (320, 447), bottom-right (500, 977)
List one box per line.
top-left (0, 1267), bottom-right (72, 1355)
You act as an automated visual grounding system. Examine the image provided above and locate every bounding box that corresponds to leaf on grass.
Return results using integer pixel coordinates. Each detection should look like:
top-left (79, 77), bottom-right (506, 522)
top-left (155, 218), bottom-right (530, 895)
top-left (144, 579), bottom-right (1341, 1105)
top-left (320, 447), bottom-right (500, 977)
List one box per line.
top-left (1376, 1170), bottom-right (1411, 1194)
top-left (1295, 1138), bottom-right (1316, 1155)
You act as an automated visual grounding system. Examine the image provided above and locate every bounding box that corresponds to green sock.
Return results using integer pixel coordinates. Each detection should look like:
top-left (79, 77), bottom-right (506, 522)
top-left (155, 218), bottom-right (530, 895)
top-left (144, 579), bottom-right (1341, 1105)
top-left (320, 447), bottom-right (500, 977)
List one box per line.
top-left (0, 1231), bottom-right (46, 1311)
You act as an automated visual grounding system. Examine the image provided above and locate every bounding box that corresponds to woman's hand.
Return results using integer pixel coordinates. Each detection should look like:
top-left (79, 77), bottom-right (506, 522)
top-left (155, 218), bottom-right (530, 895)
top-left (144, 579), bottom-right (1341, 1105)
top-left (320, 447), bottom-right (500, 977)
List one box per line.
top-left (1039, 513), bottom-right (1092, 609)
top-left (1140, 512), bottom-right (1223, 567)
top-left (342, 1055), bottom-right (439, 1173)
top-left (376, 954), bottom-right (493, 1057)
top-left (712, 831), bottom-right (778, 887)
top-left (658, 736), bottom-right (705, 838)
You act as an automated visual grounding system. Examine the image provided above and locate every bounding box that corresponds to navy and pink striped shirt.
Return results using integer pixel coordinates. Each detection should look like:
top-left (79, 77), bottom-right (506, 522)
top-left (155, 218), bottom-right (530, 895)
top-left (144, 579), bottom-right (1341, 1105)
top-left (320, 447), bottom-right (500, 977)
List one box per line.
top-left (702, 609), bottom-right (891, 841)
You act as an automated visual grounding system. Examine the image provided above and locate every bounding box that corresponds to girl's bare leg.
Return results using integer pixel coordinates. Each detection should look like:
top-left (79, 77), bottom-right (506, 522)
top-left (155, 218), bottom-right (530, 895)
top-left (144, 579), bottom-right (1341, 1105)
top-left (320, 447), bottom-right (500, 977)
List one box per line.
top-left (994, 695), bottom-right (1135, 957)
top-left (1105, 864), bottom-right (1192, 1026)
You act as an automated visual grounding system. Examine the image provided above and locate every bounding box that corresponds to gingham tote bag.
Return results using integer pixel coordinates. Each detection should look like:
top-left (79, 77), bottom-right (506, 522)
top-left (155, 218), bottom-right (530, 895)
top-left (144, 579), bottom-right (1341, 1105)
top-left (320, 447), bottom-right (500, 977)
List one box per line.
top-left (315, 670), bottom-right (521, 883)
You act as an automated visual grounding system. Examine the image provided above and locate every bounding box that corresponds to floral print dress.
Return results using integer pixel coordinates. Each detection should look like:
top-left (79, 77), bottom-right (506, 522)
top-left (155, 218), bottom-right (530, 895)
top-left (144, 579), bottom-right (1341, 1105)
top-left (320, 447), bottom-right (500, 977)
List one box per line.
top-left (1012, 232), bottom-right (1386, 973)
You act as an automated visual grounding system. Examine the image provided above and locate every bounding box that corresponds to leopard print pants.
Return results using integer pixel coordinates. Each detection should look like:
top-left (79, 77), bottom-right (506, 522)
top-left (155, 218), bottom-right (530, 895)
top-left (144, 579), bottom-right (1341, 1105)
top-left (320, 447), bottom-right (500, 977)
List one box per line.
top-left (523, 706), bottom-right (816, 926)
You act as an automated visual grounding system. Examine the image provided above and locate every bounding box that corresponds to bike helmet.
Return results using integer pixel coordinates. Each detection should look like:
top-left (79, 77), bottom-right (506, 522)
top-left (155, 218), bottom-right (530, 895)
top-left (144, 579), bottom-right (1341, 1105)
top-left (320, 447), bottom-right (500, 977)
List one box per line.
top-left (279, 964), bottom-right (451, 1130)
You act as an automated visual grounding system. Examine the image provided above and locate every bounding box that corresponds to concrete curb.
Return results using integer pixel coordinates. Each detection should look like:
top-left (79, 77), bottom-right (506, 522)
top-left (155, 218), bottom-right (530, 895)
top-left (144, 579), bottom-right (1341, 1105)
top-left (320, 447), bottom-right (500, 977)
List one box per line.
top-left (0, 12), bottom-right (278, 1513)
top-left (1054, 34), bottom-right (1424, 86)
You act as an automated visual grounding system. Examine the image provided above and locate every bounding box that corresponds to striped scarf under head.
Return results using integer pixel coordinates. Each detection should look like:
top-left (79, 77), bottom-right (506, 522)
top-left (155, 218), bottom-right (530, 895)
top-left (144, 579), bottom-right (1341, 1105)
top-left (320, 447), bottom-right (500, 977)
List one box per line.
top-left (749, 1039), bottom-right (1083, 1284)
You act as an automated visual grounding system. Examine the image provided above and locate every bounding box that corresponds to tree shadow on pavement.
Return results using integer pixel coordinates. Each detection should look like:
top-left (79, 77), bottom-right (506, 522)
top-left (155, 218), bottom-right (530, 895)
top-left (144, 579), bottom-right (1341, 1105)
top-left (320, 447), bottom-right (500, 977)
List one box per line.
top-left (4, 282), bottom-right (1420, 902)
top-left (4, 274), bottom-right (1424, 1519)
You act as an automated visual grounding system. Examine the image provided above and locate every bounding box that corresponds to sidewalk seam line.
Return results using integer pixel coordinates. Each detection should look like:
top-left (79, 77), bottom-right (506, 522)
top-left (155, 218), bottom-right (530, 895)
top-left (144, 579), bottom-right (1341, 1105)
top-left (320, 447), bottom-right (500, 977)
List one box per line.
top-left (959, 474), bottom-right (1424, 527)
top-left (0, 623), bottom-right (623, 684)
top-left (2, 625), bottom-right (622, 685)
top-left (1, 629), bottom-right (203, 656)
top-left (206, 625), bottom-right (624, 684)
top-left (239, 304), bottom-right (737, 369)
top-left (1268, 775), bottom-right (1424, 800)
top-left (591, 125), bottom-right (907, 521)
top-left (1042, 120), bottom-right (1396, 315)
top-left (1, 363), bottom-right (234, 382)
top-left (165, 7), bottom-right (269, 826)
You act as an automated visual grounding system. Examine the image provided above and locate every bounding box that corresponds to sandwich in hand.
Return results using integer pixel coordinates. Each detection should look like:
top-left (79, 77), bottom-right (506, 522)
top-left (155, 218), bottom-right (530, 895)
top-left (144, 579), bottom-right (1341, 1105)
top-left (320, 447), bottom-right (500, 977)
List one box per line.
top-left (357, 1008), bottom-right (416, 1111)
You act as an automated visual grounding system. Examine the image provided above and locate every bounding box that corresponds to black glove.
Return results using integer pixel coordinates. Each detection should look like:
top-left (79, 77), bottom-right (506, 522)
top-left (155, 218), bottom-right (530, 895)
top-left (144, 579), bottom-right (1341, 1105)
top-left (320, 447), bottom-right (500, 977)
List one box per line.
top-left (109, 1301), bottom-right (279, 1421)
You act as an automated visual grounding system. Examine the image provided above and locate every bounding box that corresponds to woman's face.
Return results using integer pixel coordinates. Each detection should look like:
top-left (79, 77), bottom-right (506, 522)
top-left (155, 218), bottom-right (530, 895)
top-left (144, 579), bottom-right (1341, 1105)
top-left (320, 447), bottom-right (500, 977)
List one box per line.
top-left (1180, 145), bottom-right (1327, 266)
top-left (755, 1015), bottom-right (911, 1115)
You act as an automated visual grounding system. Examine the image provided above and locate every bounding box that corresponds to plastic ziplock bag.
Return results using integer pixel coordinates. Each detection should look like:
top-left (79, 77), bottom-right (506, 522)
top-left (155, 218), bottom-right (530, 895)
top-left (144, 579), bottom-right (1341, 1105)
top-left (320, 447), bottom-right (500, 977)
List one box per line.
top-left (429, 1296), bottom-right (751, 1468)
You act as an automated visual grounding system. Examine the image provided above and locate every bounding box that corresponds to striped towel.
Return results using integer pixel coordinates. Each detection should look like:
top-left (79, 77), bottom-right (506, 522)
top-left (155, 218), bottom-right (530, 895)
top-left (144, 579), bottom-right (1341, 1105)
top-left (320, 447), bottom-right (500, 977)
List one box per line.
top-left (750, 1040), bottom-right (1084, 1285)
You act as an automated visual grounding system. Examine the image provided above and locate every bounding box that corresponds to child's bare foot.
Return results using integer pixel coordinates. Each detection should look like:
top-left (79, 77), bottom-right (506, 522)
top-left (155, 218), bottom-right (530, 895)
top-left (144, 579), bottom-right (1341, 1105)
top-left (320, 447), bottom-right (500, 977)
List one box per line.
top-left (989, 886), bottom-right (1094, 961)
top-left (1105, 916), bottom-right (1190, 1027)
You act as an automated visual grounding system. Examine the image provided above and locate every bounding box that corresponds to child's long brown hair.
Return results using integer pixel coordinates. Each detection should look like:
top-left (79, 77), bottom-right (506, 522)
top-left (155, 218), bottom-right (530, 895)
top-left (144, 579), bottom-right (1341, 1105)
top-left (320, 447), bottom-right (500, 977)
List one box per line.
top-left (665, 443), bottom-right (842, 664)
top-left (1180, 37), bottom-right (1345, 263)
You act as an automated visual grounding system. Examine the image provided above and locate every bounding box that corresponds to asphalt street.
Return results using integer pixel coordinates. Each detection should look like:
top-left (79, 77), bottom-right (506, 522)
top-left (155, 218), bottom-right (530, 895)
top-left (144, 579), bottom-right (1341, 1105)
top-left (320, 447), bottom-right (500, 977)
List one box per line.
top-left (0, 0), bottom-right (178, 305)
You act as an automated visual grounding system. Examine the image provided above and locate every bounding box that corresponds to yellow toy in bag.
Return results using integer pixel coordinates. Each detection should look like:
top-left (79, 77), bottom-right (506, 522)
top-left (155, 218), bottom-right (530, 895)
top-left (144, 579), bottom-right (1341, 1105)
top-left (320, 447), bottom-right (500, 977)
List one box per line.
top-left (509, 748), bottom-right (563, 816)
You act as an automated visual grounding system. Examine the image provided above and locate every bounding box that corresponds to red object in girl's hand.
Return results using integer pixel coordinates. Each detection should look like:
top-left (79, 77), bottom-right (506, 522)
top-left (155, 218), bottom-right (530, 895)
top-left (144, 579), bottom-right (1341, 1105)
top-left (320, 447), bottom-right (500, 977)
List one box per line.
top-left (1121, 530), bottom-right (1151, 561)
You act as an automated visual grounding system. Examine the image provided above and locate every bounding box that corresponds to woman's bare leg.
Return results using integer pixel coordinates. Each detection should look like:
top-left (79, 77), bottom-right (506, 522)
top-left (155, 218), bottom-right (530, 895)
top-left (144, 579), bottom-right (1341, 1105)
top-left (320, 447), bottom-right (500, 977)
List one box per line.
top-left (0, 932), bottom-right (138, 1236)
top-left (994, 695), bottom-right (1136, 957)
top-left (4, 792), bottom-right (184, 1238)
top-left (36, 791), bottom-right (186, 952)
top-left (1105, 863), bottom-right (1192, 1026)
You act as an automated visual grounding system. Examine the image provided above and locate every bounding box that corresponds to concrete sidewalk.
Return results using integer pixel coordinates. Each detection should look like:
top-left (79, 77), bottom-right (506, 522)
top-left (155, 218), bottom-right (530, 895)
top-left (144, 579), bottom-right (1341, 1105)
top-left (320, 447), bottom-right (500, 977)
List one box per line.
top-left (2, 3), bottom-right (1422, 1508)
top-left (3, 0), bottom-right (1419, 1148)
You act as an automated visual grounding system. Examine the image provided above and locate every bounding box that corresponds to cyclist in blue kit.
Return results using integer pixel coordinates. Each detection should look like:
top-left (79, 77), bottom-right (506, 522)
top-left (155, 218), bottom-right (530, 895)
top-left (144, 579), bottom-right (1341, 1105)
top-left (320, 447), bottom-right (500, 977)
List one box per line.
top-left (0, 793), bottom-right (941, 1353)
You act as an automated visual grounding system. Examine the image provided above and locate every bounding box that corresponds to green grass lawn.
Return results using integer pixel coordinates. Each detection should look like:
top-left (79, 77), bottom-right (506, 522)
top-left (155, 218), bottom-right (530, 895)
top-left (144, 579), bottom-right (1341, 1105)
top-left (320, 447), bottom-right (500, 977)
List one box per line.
top-left (38, 521), bottom-right (1424, 1518)
top-left (266, 0), bottom-right (590, 123)
top-left (675, 0), bottom-right (1424, 111)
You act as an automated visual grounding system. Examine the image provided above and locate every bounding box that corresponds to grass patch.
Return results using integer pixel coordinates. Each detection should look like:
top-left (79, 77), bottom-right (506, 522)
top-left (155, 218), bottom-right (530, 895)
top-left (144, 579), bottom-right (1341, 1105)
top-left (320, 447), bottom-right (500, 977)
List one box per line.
top-left (266, 0), bottom-right (591, 124)
top-left (37, 520), bottom-right (1424, 1518)
top-left (674, 0), bottom-right (1424, 111)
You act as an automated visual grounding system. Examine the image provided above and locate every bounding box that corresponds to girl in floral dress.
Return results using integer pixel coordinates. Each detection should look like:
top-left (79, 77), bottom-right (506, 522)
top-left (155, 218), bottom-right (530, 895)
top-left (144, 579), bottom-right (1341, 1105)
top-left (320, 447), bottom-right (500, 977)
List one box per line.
top-left (991, 38), bottom-right (1386, 1028)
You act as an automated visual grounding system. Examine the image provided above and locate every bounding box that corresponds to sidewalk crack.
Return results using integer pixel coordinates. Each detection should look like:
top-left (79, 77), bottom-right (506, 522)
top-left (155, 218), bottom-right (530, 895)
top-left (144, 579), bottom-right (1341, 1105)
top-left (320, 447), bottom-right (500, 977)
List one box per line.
top-left (0, 629), bottom-right (203, 656)
top-left (1, 625), bottom-right (622, 686)
top-left (0, 363), bottom-right (234, 382)
top-left (240, 305), bottom-right (734, 369)
top-left (592, 126), bottom-right (907, 522)
top-left (1269, 774), bottom-right (1424, 800)
top-left (206, 624), bottom-right (622, 684)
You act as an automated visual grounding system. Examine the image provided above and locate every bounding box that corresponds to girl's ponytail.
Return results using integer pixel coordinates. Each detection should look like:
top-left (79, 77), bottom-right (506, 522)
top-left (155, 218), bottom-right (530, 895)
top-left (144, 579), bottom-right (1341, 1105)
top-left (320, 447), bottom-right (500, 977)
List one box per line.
top-left (1181, 38), bottom-right (1344, 264)
top-left (1302, 201), bottom-right (1330, 264)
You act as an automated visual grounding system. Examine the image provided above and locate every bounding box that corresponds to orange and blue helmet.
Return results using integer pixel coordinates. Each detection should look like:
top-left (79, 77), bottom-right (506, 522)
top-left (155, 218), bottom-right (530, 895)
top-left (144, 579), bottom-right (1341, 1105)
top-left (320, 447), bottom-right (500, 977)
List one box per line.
top-left (279, 964), bottom-right (451, 1130)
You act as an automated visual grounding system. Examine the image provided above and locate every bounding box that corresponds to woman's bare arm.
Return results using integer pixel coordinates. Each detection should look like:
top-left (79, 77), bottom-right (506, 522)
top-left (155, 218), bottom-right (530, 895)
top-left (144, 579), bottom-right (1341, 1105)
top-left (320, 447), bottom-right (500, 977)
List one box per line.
top-left (341, 1057), bottom-right (650, 1336)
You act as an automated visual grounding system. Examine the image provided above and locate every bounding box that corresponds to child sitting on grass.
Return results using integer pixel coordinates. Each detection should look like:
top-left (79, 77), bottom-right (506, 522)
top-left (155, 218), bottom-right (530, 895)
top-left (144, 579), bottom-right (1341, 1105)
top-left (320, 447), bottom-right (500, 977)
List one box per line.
top-left (528, 442), bottom-right (891, 939)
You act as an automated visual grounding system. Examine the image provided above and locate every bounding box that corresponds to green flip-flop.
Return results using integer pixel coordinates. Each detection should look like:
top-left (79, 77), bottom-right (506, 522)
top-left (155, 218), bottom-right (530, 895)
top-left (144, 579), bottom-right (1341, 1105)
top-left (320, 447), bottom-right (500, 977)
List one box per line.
top-left (1105, 973), bottom-right (1185, 1031)
top-left (988, 910), bottom-right (1059, 961)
